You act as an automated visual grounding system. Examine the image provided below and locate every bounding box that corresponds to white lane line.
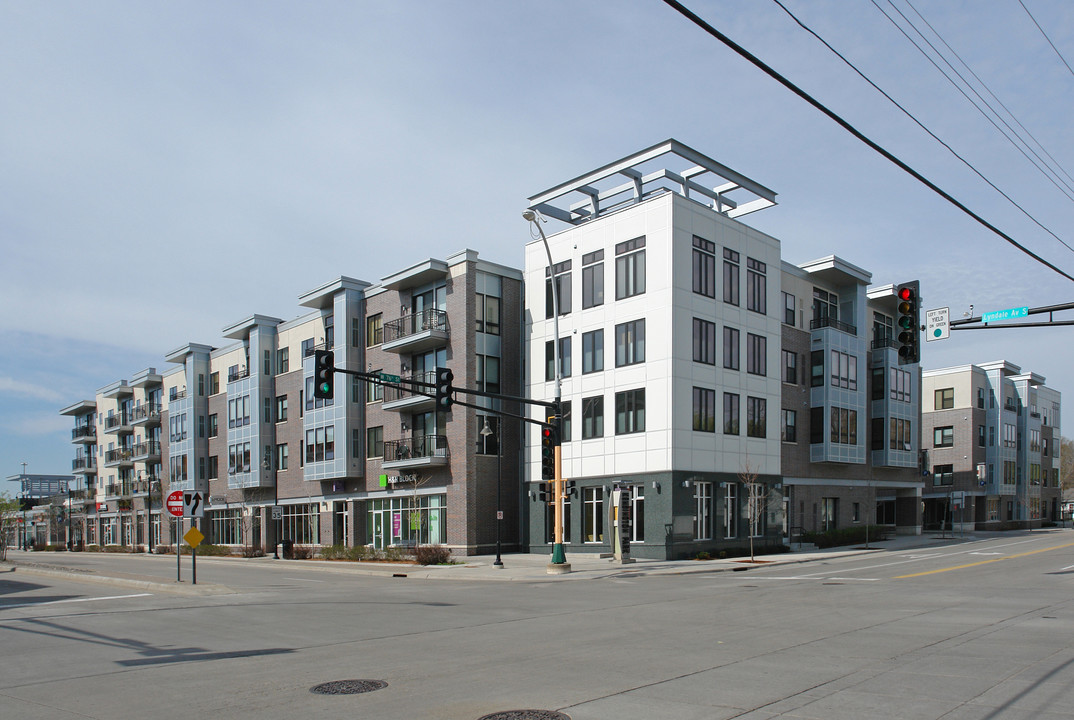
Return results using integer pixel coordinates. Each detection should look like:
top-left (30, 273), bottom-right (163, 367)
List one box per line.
top-left (282, 577), bottom-right (326, 583)
top-left (0, 593), bottom-right (153, 610)
top-left (1059, 564), bottom-right (1074, 571)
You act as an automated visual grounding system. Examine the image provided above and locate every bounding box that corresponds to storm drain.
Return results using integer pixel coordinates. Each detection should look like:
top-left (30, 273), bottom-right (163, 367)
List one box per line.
top-left (309, 679), bottom-right (388, 695)
top-left (478, 711), bottom-right (570, 720)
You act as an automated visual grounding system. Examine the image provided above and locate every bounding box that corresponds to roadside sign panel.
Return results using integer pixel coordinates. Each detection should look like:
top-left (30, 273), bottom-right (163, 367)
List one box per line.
top-left (925, 307), bottom-right (949, 341)
top-left (271, 505), bottom-right (283, 520)
top-left (166, 491), bottom-right (184, 518)
top-left (981, 306), bottom-right (1028, 324)
top-left (184, 526), bottom-right (205, 547)
top-left (183, 491), bottom-right (205, 518)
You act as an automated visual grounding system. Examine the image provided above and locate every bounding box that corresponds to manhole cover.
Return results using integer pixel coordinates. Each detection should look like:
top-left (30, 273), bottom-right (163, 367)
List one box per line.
top-left (478, 711), bottom-right (570, 720)
top-left (309, 679), bottom-right (388, 695)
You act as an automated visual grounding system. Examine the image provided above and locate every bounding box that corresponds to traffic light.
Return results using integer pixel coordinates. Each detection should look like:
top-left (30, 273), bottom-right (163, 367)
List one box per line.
top-left (434, 367), bottom-right (454, 409)
top-left (896, 281), bottom-right (920, 365)
top-left (564, 479), bottom-right (576, 497)
top-left (313, 350), bottom-right (335, 400)
top-left (537, 482), bottom-right (553, 502)
top-left (541, 417), bottom-right (559, 480)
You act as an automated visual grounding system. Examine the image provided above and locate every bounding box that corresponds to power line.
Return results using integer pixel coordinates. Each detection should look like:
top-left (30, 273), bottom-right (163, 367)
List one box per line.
top-left (659, 0), bottom-right (1074, 283)
top-left (769, 0), bottom-right (1074, 256)
top-left (874, 0), bottom-right (1074, 204)
top-left (1019, 0), bottom-right (1074, 80)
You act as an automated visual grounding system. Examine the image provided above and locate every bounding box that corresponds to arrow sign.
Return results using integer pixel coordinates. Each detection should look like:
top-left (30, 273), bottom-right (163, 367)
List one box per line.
top-left (981, 306), bottom-right (1029, 324)
top-left (183, 491), bottom-right (205, 518)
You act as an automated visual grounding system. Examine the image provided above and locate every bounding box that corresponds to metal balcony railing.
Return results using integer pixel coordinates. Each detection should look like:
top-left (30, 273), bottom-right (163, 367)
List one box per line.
top-left (870, 337), bottom-right (897, 350)
top-left (72, 425), bottom-right (96, 440)
top-left (131, 402), bottom-right (162, 423)
top-left (383, 370), bottom-right (436, 404)
top-left (72, 456), bottom-right (96, 471)
top-left (228, 367), bottom-right (250, 382)
top-left (810, 316), bottom-right (857, 336)
top-left (131, 440), bottom-right (161, 459)
top-left (383, 435), bottom-right (449, 462)
top-left (104, 413), bottom-right (132, 430)
top-left (383, 308), bottom-right (449, 344)
top-left (104, 448), bottom-right (133, 464)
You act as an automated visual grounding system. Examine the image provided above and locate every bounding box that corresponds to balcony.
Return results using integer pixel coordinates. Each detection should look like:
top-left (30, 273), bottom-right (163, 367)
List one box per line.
top-left (131, 402), bottom-right (162, 426)
top-left (810, 316), bottom-right (857, 336)
top-left (382, 370), bottom-right (436, 412)
top-left (72, 456), bottom-right (97, 474)
top-left (103, 413), bottom-right (134, 435)
top-left (870, 337), bottom-right (897, 350)
top-left (71, 425), bottom-right (97, 443)
top-left (103, 482), bottom-right (133, 498)
top-left (104, 448), bottom-right (135, 468)
top-left (228, 367), bottom-right (250, 383)
top-left (382, 435), bottom-right (449, 470)
top-left (169, 388), bottom-right (187, 402)
top-left (382, 308), bottom-right (449, 354)
top-left (131, 440), bottom-right (162, 462)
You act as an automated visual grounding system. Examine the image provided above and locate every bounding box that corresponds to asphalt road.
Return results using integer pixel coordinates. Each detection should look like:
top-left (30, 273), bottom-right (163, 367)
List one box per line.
top-left (2, 531), bottom-right (1073, 720)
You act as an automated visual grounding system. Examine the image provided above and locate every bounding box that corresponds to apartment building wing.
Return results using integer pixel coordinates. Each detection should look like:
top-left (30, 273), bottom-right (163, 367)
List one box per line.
top-left (922, 361), bottom-right (1062, 529)
top-left (523, 140), bottom-right (785, 560)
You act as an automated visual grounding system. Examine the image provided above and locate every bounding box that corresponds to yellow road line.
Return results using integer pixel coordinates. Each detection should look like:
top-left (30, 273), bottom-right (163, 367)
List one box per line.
top-left (894, 541), bottom-right (1074, 579)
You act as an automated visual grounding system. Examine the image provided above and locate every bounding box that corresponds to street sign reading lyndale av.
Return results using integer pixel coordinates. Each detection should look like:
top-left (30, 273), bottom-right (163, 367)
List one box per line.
top-left (166, 491), bottom-right (184, 518)
top-left (981, 306), bottom-right (1029, 324)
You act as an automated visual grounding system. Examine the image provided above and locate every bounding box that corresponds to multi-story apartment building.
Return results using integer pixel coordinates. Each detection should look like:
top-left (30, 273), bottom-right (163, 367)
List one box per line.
top-left (61, 251), bottom-right (522, 556)
top-left (523, 140), bottom-right (924, 559)
top-left (922, 361), bottom-right (1062, 530)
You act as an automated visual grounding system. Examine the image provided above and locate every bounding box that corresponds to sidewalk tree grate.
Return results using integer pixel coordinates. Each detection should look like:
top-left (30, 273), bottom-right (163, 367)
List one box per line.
top-left (309, 679), bottom-right (387, 695)
top-left (478, 711), bottom-right (570, 720)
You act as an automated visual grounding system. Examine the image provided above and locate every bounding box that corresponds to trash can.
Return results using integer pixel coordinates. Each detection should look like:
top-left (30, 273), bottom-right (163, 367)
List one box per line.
top-left (281, 540), bottom-right (294, 559)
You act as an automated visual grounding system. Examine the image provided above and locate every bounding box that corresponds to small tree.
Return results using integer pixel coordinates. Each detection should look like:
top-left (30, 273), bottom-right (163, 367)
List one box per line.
top-left (0, 493), bottom-right (20, 561)
top-left (738, 460), bottom-right (768, 562)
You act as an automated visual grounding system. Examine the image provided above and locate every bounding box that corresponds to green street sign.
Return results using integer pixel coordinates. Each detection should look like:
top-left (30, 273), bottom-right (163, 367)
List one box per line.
top-left (379, 373), bottom-right (401, 383)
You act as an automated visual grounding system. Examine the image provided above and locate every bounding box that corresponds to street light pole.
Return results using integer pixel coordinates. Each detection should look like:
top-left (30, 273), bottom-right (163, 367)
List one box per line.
top-left (524, 209), bottom-right (569, 570)
top-left (481, 418), bottom-right (503, 567)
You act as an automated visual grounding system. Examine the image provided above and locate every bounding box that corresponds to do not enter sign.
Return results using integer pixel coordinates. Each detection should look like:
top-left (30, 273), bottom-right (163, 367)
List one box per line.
top-left (166, 490), bottom-right (184, 518)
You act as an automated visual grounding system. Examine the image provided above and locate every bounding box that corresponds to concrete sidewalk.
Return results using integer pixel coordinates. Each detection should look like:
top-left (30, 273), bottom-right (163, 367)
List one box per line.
top-left (4, 528), bottom-right (1028, 593)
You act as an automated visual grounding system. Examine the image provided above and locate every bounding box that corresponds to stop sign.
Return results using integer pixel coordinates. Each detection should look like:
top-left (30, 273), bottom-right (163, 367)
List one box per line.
top-left (166, 490), bottom-right (184, 518)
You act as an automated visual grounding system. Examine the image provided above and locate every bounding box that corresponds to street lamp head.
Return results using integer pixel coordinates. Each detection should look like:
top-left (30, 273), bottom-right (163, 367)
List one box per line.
top-left (522, 209), bottom-right (536, 222)
top-left (480, 419), bottom-right (493, 438)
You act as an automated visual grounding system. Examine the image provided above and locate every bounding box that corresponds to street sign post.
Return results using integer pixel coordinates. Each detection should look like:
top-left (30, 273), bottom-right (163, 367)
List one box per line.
top-left (184, 526), bottom-right (205, 585)
top-left (925, 307), bottom-right (949, 341)
top-left (981, 306), bottom-right (1029, 324)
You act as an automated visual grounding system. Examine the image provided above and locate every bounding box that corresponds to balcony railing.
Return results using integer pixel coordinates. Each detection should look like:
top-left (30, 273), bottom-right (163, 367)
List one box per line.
top-left (104, 413), bottom-right (133, 431)
top-left (131, 440), bottom-right (162, 460)
top-left (383, 308), bottom-right (449, 344)
top-left (383, 370), bottom-right (436, 404)
top-left (870, 337), bottom-right (897, 350)
top-left (131, 402), bottom-right (162, 424)
top-left (228, 367), bottom-right (250, 382)
top-left (810, 316), bottom-right (857, 336)
top-left (383, 435), bottom-right (449, 463)
top-left (104, 448), bottom-right (134, 465)
top-left (72, 425), bottom-right (96, 441)
top-left (169, 388), bottom-right (187, 401)
top-left (72, 456), bottom-right (97, 471)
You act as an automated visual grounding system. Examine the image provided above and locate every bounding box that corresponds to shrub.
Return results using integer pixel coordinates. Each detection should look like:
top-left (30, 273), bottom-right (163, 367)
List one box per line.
top-left (242, 545), bottom-right (265, 558)
top-left (346, 545), bottom-right (371, 561)
top-left (44, 544), bottom-right (66, 552)
top-left (695, 551), bottom-right (711, 561)
top-left (319, 543), bottom-right (348, 560)
top-left (103, 544), bottom-right (131, 553)
top-left (155, 545), bottom-right (172, 555)
top-left (414, 545), bottom-right (451, 565)
top-left (382, 546), bottom-right (408, 562)
top-left (802, 526), bottom-right (885, 549)
top-left (195, 543), bottom-right (232, 557)
top-left (292, 545), bottom-right (314, 559)
top-left (84, 544), bottom-right (101, 552)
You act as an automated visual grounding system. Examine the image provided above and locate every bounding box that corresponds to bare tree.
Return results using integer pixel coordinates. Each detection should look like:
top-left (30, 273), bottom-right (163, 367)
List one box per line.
top-left (738, 459), bottom-right (767, 562)
top-left (0, 493), bottom-right (19, 561)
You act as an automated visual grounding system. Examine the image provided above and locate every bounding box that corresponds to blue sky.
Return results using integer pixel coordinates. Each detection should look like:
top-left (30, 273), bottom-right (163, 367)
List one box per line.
top-left (4, 0), bottom-right (1074, 482)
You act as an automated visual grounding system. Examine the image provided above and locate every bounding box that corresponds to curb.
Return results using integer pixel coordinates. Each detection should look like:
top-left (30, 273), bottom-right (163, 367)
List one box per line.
top-left (3, 563), bottom-right (235, 596)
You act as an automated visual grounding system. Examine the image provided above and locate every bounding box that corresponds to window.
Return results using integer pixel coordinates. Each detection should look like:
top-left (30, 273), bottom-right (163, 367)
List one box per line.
top-left (1003, 460), bottom-right (1016, 485)
top-left (821, 497), bottom-right (838, 531)
top-left (275, 395), bottom-right (288, 423)
top-left (723, 327), bottom-right (739, 370)
top-left (198, 373), bottom-right (205, 396)
top-left (614, 319), bottom-right (645, 367)
top-left (781, 409), bottom-right (797, 442)
top-left (305, 425), bottom-right (336, 463)
top-left (693, 318), bottom-right (716, 365)
top-left (872, 367), bottom-right (885, 400)
top-left (890, 368), bottom-right (911, 402)
top-left (723, 483), bottom-right (738, 538)
top-left (782, 350), bottom-right (797, 384)
top-left (747, 397), bottom-right (767, 438)
top-left (476, 294), bottom-right (500, 335)
top-left (545, 260), bottom-right (572, 317)
top-left (367, 426), bottom-right (383, 459)
top-left (723, 248), bottom-right (740, 305)
top-left (476, 415), bottom-right (499, 455)
top-left (615, 237), bottom-right (645, 299)
top-left (560, 400), bottom-right (572, 444)
top-left (693, 387), bottom-right (716, 432)
top-left (934, 426), bottom-right (954, 447)
top-left (545, 338), bottom-right (572, 380)
top-left (810, 350), bottom-right (824, 387)
top-left (583, 487), bottom-right (604, 543)
top-left (830, 407), bottom-right (857, 445)
top-left (207, 414), bottom-right (217, 438)
top-left (199, 456), bottom-right (206, 480)
top-left (264, 350), bottom-right (272, 376)
top-left (935, 388), bottom-right (954, 409)
top-left (746, 333), bottom-right (767, 376)
top-left (978, 425), bottom-right (986, 447)
top-left (276, 347), bottom-right (289, 374)
top-left (198, 414), bottom-right (205, 438)
top-left (582, 396), bottom-right (604, 439)
top-left (873, 312), bottom-right (893, 344)
top-left (476, 355), bottom-right (500, 395)
top-left (989, 426), bottom-right (995, 446)
top-left (352, 317), bottom-right (361, 347)
top-left (933, 464), bottom-right (953, 486)
top-left (1003, 423), bottom-right (1016, 448)
top-left (323, 314), bottom-right (334, 349)
top-left (692, 237), bottom-right (716, 298)
top-left (208, 455), bottom-right (218, 479)
top-left (365, 372), bottom-right (383, 403)
top-left (830, 351), bottom-right (857, 390)
top-left (351, 375), bottom-right (362, 404)
top-left (227, 442), bottom-right (251, 474)
top-left (890, 418), bottom-right (911, 450)
top-left (209, 372), bottom-right (220, 395)
top-left (812, 288), bottom-right (838, 323)
top-left (977, 387), bottom-right (985, 408)
top-left (782, 291), bottom-right (795, 326)
top-left (746, 257), bottom-right (766, 314)
top-left (228, 396), bottom-right (250, 428)
top-left (723, 393), bottom-right (739, 435)
top-left (628, 484), bottom-right (645, 543)
top-left (694, 482), bottom-right (713, 540)
top-left (615, 389), bottom-right (645, 435)
top-left (1030, 429), bottom-right (1041, 452)
top-left (853, 502), bottom-right (861, 523)
top-left (582, 329), bottom-right (604, 374)
top-left (276, 443), bottom-right (289, 470)
top-left (366, 314), bottom-right (383, 347)
top-left (582, 250), bottom-right (604, 309)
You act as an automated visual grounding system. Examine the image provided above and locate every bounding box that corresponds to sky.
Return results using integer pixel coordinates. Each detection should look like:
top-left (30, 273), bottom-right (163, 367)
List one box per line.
top-left (4, 0), bottom-right (1074, 484)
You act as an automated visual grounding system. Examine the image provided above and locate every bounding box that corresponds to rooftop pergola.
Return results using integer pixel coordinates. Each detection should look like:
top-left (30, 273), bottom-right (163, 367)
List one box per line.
top-left (526, 138), bottom-right (777, 226)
